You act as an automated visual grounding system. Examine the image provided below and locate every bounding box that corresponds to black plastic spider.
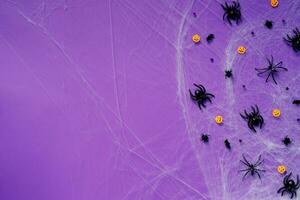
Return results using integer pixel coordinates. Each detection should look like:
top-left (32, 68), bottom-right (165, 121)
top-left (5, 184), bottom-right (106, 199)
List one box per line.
top-left (278, 173), bottom-right (300, 199)
top-left (239, 154), bottom-right (265, 180)
top-left (284, 28), bottom-right (300, 52)
top-left (255, 56), bottom-right (288, 85)
top-left (201, 134), bottom-right (209, 143)
top-left (189, 84), bottom-right (215, 110)
top-left (264, 20), bottom-right (273, 29)
top-left (224, 139), bottom-right (231, 149)
top-left (240, 105), bottom-right (264, 132)
top-left (225, 69), bottom-right (233, 78)
top-left (221, 1), bottom-right (242, 25)
top-left (282, 136), bottom-right (292, 146)
top-left (206, 34), bottom-right (215, 43)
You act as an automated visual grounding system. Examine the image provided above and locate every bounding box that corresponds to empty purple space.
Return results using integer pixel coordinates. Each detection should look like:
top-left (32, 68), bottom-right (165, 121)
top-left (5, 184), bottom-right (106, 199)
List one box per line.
top-left (0, 0), bottom-right (299, 199)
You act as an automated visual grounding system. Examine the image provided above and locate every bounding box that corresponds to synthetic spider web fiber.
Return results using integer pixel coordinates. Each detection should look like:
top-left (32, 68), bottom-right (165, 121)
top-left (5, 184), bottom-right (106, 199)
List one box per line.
top-left (0, 0), bottom-right (299, 200)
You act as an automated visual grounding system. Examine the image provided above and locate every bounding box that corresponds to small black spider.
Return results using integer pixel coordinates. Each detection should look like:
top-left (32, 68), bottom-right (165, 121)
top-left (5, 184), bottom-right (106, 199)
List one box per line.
top-left (201, 134), bottom-right (209, 143)
top-left (293, 100), bottom-right (300, 105)
top-left (239, 139), bottom-right (242, 143)
top-left (255, 56), bottom-right (288, 84)
top-left (206, 34), bottom-right (215, 43)
top-left (193, 12), bottom-right (197, 18)
top-left (189, 84), bottom-right (215, 110)
top-left (282, 136), bottom-right (292, 146)
top-left (286, 87), bottom-right (289, 90)
top-left (251, 31), bottom-right (255, 36)
top-left (297, 118), bottom-right (300, 122)
top-left (210, 58), bottom-right (214, 63)
top-left (278, 173), bottom-right (300, 199)
top-left (240, 105), bottom-right (264, 132)
top-left (239, 154), bottom-right (265, 180)
top-left (221, 1), bottom-right (242, 25)
top-left (224, 139), bottom-right (231, 149)
top-left (264, 20), bottom-right (273, 29)
top-left (225, 69), bottom-right (233, 78)
top-left (284, 28), bottom-right (300, 52)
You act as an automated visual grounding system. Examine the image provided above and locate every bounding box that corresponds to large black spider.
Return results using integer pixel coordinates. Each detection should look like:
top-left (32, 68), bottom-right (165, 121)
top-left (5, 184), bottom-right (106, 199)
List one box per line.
top-left (255, 56), bottom-right (288, 85)
top-left (278, 172), bottom-right (300, 199)
top-left (284, 28), bottom-right (300, 52)
top-left (189, 84), bottom-right (215, 110)
top-left (221, 1), bottom-right (242, 25)
top-left (239, 154), bottom-right (265, 180)
top-left (240, 105), bottom-right (264, 132)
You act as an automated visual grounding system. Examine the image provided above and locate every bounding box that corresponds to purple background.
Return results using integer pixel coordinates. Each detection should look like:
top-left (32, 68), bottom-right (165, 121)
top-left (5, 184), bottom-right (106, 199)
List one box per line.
top-left (0, 0), bottom-right (299, 199)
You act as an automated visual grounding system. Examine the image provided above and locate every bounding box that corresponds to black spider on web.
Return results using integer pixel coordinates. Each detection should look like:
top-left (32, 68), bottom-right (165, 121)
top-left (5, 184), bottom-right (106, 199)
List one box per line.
top-left (255, 56), bottom-right (288, 84)
top-left (284, 28), bottom-right (300, 52)
top-left (239, 154), bottom-right (265, 180)
top-left (221, 1), bottom-right (242, 25)
top-left (277, 172), bottom-right (300, 199)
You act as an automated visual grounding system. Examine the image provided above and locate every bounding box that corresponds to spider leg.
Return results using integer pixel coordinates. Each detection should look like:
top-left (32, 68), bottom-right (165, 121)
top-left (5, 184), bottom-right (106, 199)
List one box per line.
top-left (238, 168), bottom-right (250, 172)
top-left (206, 93), bottom-right (215, 98)
top-left (296, 175), bottom-right (300, 189)
top-left (291, 192), bottom-right (294, 199)
top-left (227, 16), bottom-right (232, 26)
top-left (242, 154), bottom-right (251, 166)
top-left (254, 171), bottom-right (262, 180)
top-left (240, 160), bottom-right (250, 167)
top-left (189, 90), bottom-right (197, 100)
top-left (258, 116), bottom-right (264, 128)
top-left (277, 187), bottom-right (285, 193)
top-left (248, 121), bottom-right (256, 132)
top-left (276, 66), bottom-right (288, 71)
top-left (294, 191), bottom-right (297, 198)
top-left (255, 67), bottom-right (269, 71)
top-left (274, 61), bottom-right (283, 67)
top-left (197, 101), bottom-right (203, 110)
top-left (281, 190), bottom-right (286, 196)
top-left (265, 72), bottom-right (272, 82)
top-left (242, 170), bottom-right (251, 180)
top-left (240, 111), bottom-right (248, 120)
top-left (251, 106), bottom-right (256, 113)
top-left (254, 155), bottom-right (262, 165)
top-left (206, 97), bottom-right (212, 103)
top-left (200, 101), bottom-right (206, 108)
top-left (222, 13), bottom-right (227, 21)
top-left (271, 73), bottom-right (277, 84)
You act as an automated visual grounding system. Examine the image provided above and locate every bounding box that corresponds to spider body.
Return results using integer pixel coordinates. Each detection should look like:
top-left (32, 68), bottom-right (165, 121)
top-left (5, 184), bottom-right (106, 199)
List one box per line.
top-left (189, 84), bottom-right (215, 110)
top-left (221, 1), bottom-right (242, 25)
top-left (239, 154), bottom-right (265, 180)
top-left (225, 69), bottom-right (233, 78)
top-left (210, 58), bottom-right (214, 63)
top-left (255, 56), bottom-right (288, 84)
top-left (206, 34), bottom-right (215, 43)
top-left (293, 100), bottom-right (300, 105)
top-left (277, 173), bottom-right (300, 199)
top-left (201, 134), bottom-right (209, 143)
top-left (240, 105), bottom-right (264, 132)
top-left (265, 20), bottom-right (273, 29)
top-left (284, 28), bottom-right (300, 52)
top-left (282, 136), bottom-right (292, 146)
top-left (224, 139), bottom-right (231, 149)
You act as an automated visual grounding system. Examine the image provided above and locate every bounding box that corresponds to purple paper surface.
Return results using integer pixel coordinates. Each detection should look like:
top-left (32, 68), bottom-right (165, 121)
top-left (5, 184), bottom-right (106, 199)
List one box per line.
top-left (0, 0), bottom-right (299, 199)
